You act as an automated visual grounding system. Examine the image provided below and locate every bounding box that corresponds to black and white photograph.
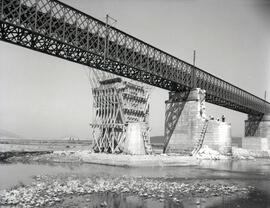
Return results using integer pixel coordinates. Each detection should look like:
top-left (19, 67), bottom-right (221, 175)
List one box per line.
top-left (0, 0), bottom-right (270, 207)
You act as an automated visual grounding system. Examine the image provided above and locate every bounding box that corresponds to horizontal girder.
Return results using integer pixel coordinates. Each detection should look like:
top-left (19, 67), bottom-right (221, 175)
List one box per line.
top-left (0, 0), bottom-right (269, 115)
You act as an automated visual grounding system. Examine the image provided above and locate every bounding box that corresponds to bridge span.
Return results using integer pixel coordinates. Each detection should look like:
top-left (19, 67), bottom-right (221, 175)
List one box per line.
top-left (0, 0), bottom-right (269, 116)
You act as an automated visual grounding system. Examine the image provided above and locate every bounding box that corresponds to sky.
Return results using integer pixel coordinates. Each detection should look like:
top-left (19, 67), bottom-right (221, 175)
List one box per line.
top-left (0, 0), bottom-right (270, 139)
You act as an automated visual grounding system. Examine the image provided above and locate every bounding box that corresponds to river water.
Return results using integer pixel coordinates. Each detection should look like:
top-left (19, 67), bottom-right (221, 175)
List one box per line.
top-left (1, 159), bottom-right (270, 207)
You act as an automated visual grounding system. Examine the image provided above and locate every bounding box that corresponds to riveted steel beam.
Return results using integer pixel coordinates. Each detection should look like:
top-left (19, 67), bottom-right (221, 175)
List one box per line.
top-left (0, 0), bottom-right (269, 115)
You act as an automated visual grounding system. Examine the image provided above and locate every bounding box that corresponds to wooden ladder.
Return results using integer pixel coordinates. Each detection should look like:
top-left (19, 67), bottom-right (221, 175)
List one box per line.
top-left (191, 120), bottom-right (209, 156)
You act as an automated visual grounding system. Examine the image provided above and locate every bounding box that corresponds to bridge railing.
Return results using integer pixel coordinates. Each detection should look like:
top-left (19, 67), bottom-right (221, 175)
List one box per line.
top-left (1, 0), bottom-right (269, 115)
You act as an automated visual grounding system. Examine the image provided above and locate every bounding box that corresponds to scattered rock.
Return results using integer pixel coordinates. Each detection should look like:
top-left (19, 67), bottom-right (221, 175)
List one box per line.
top-left (0, 174), bottom-right (254, 208)
top-left (196, 146), bottom-right (229, 160)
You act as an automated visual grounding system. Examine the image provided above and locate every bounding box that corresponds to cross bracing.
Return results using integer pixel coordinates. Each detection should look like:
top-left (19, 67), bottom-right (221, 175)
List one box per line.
top-left (90, 77), bottom-right (152, 154)
top-left (0, 0), bottom-right (269, 116)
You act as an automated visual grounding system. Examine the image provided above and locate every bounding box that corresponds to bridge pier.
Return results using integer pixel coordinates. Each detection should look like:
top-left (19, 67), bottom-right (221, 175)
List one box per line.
top-left (243, 114), bottom-right (270, 150)
top-left (91, 78), bottom-right (152, 155)
top-left (164, 88), bottom-right (232, 155)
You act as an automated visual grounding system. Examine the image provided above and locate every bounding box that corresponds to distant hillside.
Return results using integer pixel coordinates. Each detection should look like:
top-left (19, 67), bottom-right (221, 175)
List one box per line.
top-left (150, 136), bottom-right (164, 144)
top-left (0, 129), bottom-right (22, 139)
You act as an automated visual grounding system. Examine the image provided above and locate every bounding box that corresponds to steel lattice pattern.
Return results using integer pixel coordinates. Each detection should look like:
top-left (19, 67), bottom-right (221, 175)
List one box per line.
top-left (0, 0), bottom-right (269, 115)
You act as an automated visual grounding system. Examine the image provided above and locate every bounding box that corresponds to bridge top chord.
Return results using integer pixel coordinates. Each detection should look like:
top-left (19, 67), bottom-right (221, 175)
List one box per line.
top-left (0, 0), bottom-right (269, 115)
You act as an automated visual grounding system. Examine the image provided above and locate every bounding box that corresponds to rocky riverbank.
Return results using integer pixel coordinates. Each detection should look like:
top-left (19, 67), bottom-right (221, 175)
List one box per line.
top-left (232, 147), bottom-right (270, 159)
top-left (5, 150), bottom-right (84, 163)
top-left (0, 174), bottom-right (255, 208)
top-left (0, 151), bottom-right (53, 162)
top-left (195, 146), bottom-right (270, 160)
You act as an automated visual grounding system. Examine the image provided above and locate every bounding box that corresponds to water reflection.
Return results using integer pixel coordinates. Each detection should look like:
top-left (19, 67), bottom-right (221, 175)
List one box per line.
top-left (199, 159), bottom-right (270, 176)
top-left (205, 190), bottom-right (270, 208)
top-left (58, 192), bottom-right (183, 208)
top-left (55, 190), bottom-right (270, 208)
top-left (2, 159), bottom-right (270, 190)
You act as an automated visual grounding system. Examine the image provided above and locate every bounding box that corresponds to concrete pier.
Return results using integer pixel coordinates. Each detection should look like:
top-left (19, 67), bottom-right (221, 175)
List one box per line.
top-left (164, 88), bottom-right (232, 155)
top-left (243, 113), bottom-right (270, 151)
top-left (124, 123), bottom-right (147, 155)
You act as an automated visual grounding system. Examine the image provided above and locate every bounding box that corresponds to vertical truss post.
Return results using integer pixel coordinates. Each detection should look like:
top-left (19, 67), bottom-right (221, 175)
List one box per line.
top-left (245, 114), bottom-right (263, 137)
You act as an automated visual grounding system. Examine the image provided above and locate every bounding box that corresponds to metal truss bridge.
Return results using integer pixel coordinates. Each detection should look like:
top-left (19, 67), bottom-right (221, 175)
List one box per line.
top-left (1, 0), bottom-right (269, 116)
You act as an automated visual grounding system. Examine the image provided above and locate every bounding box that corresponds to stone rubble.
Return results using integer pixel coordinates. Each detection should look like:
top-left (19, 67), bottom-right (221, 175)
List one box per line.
top-left (196, 146), bottom-right (270, 160)
top-left (231, 147), bottom-right (270, 160)
top-left (0, 174), bottom-right (254, 208)
top-left (195, 146), bottom-right (229, 160)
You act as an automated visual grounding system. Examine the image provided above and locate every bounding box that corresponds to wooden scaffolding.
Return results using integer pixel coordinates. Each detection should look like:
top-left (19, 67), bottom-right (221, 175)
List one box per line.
top-left (87, 68), bottom-right (152, 154)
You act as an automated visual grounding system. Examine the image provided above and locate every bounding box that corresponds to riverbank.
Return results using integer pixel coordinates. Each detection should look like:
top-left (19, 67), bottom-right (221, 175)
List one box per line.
top-left (5, 150), bottom-right (199, 167)
top-left (2, 155), bottom-right (270, 207)
top-left (2, 137), bottom-right (270, 168)
top-left (0, 151), bottom-right (53, 161)
top-left (0, 173), bottom-right (255, 208)
top-left (4, 146), bottom-right (268, 167)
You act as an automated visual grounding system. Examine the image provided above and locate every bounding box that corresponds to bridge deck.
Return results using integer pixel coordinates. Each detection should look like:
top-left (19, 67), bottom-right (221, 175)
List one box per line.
top-left (0, 0), bottom-right (269, 115)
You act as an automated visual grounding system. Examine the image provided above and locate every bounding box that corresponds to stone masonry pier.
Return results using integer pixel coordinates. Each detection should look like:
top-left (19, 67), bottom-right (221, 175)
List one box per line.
top-left (164, 88), bottom-right (232, 155)
top-left (243, 114), bottom-right (270, 151)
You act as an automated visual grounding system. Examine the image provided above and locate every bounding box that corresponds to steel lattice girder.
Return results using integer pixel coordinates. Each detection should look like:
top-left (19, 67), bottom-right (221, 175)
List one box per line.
top-left (0, 0), bottom-right (269, 116)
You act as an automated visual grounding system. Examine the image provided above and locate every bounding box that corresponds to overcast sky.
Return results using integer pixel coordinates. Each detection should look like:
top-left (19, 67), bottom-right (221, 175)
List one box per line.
top-left (0, 0), bottom-right (269, 139)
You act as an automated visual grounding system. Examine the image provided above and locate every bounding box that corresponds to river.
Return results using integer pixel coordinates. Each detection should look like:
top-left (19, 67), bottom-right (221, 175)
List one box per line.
top-left (1, 159), bottom-right (270, 208)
